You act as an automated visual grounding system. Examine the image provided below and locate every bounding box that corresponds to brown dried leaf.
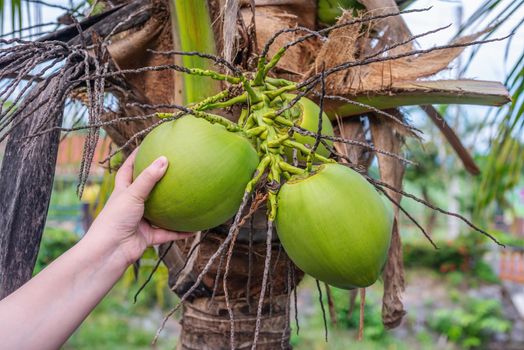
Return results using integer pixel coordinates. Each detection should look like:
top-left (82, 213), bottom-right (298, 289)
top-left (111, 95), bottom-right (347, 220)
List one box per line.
top-left (381, 221), bottom-right (406, 328)
top-left (316, 6), bottom-right (491, 96)
top-left (369, 114), bottom-right (406, 329)
top-left (328, 28), bottom-right (491, 95)
top-left (370, 29), bottom-right (490, 83)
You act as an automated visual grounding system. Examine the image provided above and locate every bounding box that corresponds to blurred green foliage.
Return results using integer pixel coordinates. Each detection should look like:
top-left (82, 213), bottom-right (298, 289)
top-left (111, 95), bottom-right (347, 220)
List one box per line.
top-left (34, 227), bottom-right (78, 274)
top-left (64, 277), bottom-right (177, 350)
top-left (331, 288), bottom-right (389, 342)
top-left (490, 230), bottom-right (524, 248)
top-left (428, 297), bottom-right (511, 349)
top-left (403, 236), bottom-right (499, 284)
top-left (291, 277), bottom-right (434, 350)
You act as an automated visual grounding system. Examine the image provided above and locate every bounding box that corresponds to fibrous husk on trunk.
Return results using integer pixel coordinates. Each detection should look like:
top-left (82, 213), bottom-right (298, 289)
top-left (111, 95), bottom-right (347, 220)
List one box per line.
top-left (179, 294), bottom-right (291, 349)
top-left (99, 0), bottom-right (177, 109)
top-left (312, 10), bottom-right (493, 97)
top-left (357, 0), bottom-right (413, 55)
top-left (239, 0), bottom-right (320, 77)
top-left (90, 2), bottom-right (175, 148)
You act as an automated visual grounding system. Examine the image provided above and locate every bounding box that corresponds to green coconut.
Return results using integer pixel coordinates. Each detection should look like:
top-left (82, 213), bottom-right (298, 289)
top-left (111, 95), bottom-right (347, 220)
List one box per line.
top-left (133, 115), bottom-right (259, 232)
top-left (285, 95), bottom-right (335, 161)
top-left (275, 163), bottom-right (393, 289)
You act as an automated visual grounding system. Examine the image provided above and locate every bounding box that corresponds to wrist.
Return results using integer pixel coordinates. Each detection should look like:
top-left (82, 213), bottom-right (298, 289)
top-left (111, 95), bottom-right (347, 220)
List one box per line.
top-left (80, 229), bottom-right (131, 274)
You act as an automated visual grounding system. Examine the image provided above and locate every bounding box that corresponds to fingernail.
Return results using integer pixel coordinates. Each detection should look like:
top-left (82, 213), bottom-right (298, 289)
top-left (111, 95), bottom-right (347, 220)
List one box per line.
top-left (154, 156), bottom-right (168, 169)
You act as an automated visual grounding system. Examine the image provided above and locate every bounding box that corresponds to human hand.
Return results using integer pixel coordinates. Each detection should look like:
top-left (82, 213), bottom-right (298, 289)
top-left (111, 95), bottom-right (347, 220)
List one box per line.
top-left (87, 148), bottom-right (194, 266)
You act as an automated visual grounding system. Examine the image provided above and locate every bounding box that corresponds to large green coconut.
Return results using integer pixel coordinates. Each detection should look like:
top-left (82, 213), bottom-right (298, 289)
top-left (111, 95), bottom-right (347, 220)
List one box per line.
top-left (285, 95), bottom-right (335, 161)
top-left (275, 163), bottom-right (393, 289)
top-left (133, 115), bottom-right (259, 232)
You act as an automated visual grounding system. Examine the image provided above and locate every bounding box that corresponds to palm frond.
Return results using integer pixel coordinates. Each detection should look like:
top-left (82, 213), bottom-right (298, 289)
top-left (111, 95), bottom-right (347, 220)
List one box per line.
top-left (0, 0), bottom-right (23, 34)
top-left (476, 50), bottom-right (524, 213)
top-left (457, 0), bottom-right (524, 213)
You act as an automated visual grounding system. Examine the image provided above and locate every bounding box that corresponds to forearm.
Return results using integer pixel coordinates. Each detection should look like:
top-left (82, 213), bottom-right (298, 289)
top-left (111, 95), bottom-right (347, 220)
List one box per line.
top-left (0, 232), bottom-right (129, 350)
top-left (0, 153), bottom-right (184, 350)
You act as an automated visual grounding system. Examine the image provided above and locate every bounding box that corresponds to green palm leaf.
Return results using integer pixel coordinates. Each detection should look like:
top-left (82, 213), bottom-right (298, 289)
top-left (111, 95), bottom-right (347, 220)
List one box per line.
top-left (0, 0), bottom-right (23, 33)
top-left (461, 1), bottom-right (524, 213)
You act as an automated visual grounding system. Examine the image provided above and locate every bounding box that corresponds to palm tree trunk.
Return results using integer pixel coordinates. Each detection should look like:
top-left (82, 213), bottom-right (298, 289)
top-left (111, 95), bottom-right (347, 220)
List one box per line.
top-left (0, 66), bottom-right (79, 299)
top-left (179, 292), bottom-right (291, 349)
top-left (164, 224), bottom-right (302, 349)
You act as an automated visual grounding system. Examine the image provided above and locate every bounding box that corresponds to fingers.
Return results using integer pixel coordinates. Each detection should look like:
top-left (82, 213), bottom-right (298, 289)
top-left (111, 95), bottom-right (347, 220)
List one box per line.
top-left (114, 148), bottom-right (139, 190)
top-left (140, 220), bottom-right (195, 246)
top-left (150, 228), bottom-right (195, 246)
top-left (127, 156), bottom-right (168, 202)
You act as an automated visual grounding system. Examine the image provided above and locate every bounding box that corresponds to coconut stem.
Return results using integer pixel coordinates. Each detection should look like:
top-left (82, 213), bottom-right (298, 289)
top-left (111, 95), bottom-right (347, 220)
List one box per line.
top-left (283, 140), bottom-right (335, 164)
top-left (245, 156), bottom-right (271, 193)
top-left (279, 161), bottom-right (304, 175)
top-left (262, 47), bottom-right (286, 78)
top-left (191, 89), bottom-right (230, 109)
top-left (204, 93), bottom-right (248, 110)
top-left (264, 84), bottom-right (299, 100)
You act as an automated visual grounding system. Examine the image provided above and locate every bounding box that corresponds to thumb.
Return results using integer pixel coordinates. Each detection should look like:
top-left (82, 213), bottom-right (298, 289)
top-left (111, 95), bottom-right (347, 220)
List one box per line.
top-left (128, 156), bottom-right (168, 202)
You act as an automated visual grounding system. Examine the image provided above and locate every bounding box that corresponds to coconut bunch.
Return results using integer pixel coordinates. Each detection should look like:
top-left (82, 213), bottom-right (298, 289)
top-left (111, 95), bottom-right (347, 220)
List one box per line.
top-left (132, 65), bottom-right (395, 290)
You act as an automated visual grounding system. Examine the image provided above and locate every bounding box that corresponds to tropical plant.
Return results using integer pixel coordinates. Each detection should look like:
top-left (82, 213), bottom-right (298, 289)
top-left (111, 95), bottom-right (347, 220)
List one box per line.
top-left (428, 296), bottom-right (511, 349)
top-left (461, 0), bottom-right (524, 214)
top-left (0, 1), bottom-right (518, 349)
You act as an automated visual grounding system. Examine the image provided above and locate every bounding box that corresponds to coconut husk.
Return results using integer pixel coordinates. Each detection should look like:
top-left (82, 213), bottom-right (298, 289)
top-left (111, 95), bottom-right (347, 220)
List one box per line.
top-left (358, 0), bottom-right (413, 55)
top-left (310, 11), bottom-right (361, 81)
top-left (314, 10), bottom-right (491, 96)
top-left (369, 111), bottom-right (406, 329)
top-left (239, 0), bottom-right (319, 78)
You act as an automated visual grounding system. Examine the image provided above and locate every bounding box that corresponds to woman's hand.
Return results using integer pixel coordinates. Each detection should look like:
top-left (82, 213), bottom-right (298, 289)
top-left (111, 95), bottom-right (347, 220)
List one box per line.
top-left (0, 147), bottom-right (194, 350)
top-left (87, 148), bottom-right (194, 266)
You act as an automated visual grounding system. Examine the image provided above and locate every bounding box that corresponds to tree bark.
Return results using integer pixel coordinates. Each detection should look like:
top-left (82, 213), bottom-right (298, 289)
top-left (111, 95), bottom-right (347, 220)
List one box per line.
top-left (179, 294), bottom-right (291, 350)
top-left (0, 70), bottom-right (76, 300)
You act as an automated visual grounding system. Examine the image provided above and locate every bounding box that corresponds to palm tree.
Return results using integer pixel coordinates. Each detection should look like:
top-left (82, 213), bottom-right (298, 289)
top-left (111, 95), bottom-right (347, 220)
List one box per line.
top-left (0, 1), bottom-right (518, 348)
top-left (459, 0), bottom-right (524, 217)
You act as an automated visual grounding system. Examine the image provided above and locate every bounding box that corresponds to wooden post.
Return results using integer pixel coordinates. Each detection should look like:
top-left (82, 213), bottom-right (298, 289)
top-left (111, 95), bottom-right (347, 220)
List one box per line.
top-left (0, 73), bottom-right (74, 300)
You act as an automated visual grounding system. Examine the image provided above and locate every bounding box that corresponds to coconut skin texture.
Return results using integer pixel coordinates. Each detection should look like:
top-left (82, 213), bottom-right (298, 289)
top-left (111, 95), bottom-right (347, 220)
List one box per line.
top-left (275, 163), bottom-right (394, 289)
top-left (133, 116), bottom-right (259, 232)
top-left (285, 95), bottom-right (335, 161)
